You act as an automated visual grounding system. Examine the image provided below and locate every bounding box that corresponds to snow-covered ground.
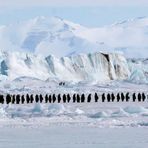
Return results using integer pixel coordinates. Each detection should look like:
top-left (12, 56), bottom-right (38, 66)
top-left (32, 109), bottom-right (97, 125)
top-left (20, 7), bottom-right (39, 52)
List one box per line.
top-left (0, 78), bottom-right (147, 94)
top-left (0, 125), bottom-right (148, 148)
top-left (0, 102), bottom-right (148, 147)
top-left (1, 102), bottom-right (148, 127)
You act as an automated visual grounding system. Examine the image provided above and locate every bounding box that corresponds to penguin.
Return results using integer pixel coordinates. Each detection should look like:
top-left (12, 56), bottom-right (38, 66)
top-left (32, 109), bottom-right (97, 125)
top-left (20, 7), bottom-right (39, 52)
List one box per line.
top-left (26, 94), bottom-right (30, 104)
top-left (73, 94), bottom-right (76, 103)
top-left (12, 95), bottom-right (16, 104)
top-left (30, 94), bottom-right (34, 103)
top-left (57, 94), bottom-right (61, 103)
top-left (142, 93), bottom-right (146, 102)
top-left (16, 94), bottom-right (20, 104)
top-left (6, 94), bottom-right (11, 104)
top-left (132, 93), bottom-right (136, 102)
top-left (87, 94), bottom-right (91, 103)
top-left (77, 94), bottom-right (80, 103)
top-left (59, 82), bottom-right (62, 86)
top-left (125, 92), bottom-right (130, 102)
top-left (102, 93), bottom-right (105, 102)
top-left (81, 94), bottom-right (85, 103)
top-left (138, 93), bottom-right (142, 102)
top-left (0, 95), bottom-right (4, 104)
top-left (39, 94), bottom-right (43, 103)
top-left (94, 93), bottom-right (99, 102)
top-left (117, 93), bottom-right (120, 102)
top-left (35, 94), bottom-right (39, 103)
top-left (21, 95), bottom-right (25, 104)
top-left (45, 94), bottom-right (49, 103)
top-left (111, 93), bottom-right (115, 102)
top-left (52, 94), bottom-right (56, 103)
top-left (63, 94), bottom-right (67, 103)
top-left (49, 95), bottom-right (52, 103)
top-left (107, 93), bottom-right (111, 102)
top-left (67, 94), bottom-right (71, 103)
top-left (121, 92), bottom-right (125, 102)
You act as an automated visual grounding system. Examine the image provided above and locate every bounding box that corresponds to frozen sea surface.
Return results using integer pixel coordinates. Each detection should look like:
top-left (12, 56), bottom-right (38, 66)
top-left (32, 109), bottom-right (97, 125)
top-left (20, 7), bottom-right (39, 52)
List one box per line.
top-left (0, 126), bottom-right (148, 148)
top-left (0, 102), bottom-right (147, 147)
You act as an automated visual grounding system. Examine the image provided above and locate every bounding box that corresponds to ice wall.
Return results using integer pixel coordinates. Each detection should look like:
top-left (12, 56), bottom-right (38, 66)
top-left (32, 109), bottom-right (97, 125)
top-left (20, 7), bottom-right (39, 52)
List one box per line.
top-left (128, 59), bottom-right (148, 84)
top-left (0, 51), bottom-right (130, 82)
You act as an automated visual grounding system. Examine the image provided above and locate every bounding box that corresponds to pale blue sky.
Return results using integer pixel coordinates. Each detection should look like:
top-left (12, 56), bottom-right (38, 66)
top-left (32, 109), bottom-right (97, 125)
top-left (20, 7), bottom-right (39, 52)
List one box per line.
top-left (0, 6), bottom-right (148, 27)
top-left (0, 0), bottom-right (148, 27)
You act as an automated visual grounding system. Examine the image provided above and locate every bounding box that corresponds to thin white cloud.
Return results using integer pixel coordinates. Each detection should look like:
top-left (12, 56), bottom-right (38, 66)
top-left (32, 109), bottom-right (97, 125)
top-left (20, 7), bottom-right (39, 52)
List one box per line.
top-left (0, 0), bottom-right (148, 7)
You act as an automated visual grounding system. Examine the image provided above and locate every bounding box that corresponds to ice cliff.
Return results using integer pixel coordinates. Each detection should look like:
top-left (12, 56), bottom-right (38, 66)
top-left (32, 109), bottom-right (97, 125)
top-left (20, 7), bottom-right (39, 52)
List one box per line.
top-left (0, 51), bottom-right (130, 82)
top-left (128, 59), bottom-right (148, 84)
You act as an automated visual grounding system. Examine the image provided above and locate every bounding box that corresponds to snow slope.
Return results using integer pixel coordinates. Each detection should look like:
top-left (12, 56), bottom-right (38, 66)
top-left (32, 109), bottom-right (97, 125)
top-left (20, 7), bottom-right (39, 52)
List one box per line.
top-left (0, 16), bottom-right (148, 58)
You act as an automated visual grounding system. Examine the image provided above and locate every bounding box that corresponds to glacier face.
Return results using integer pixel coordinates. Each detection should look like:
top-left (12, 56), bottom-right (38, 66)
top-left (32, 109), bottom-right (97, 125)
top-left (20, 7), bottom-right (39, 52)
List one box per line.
top-left (0, 51), bottom-right (130, 83)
